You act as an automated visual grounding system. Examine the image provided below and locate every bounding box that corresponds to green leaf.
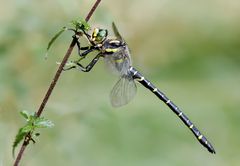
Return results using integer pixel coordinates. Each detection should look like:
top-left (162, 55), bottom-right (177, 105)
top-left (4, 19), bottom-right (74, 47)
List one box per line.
top-left (21, 125), bottom-right (33, 133)
top-left (28, 113), bottom-right (37, 123)
top-left (20, 110), bottom-right (30, 120)
top-left (70, 18), bottom-right (90, 31)
top-left (34, 117), bottom-right (54, 128)
top-left (45, 18), bottom-right (90, 59)
top-left (13, 110), bottom-right (54, 158)
top-left (12, 127), bottom-right (28, 157)
top-left (45, 26), bottom-right (68, 58)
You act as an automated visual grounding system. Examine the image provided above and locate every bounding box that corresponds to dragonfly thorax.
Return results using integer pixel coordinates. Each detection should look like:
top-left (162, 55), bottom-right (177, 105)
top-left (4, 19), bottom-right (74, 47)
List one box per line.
top-left (91, 27), bottom-right (125, 55)
top-left (102, 39), bottom-right (125, 54)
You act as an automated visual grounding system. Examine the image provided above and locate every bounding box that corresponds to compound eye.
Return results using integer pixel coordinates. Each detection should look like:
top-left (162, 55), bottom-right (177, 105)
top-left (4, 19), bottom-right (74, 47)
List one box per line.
top-left (98, 29), bottom-right (107, 38)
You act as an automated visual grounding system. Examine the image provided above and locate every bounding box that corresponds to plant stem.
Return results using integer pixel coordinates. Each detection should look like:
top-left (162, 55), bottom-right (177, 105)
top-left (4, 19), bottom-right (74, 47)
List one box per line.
top-left (85, 0), bottom-right (101, 22)
top-left (13, 0), bottom-right (102, 165)
top-left (36, 38), bottom-right (77, 117)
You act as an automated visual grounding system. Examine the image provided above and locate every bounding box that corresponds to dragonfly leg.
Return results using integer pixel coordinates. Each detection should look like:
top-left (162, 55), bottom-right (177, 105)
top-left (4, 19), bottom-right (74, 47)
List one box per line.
top-left (66, 53), bottom-right (101, 72)
top-left (79, 47), bottom-right (96, 58)
top-left (75, 37), bottom-right (96, 58)
top-left (63, 64), bottom-right (77, 71)
top-left (84, 30), bottom-right (92, 42)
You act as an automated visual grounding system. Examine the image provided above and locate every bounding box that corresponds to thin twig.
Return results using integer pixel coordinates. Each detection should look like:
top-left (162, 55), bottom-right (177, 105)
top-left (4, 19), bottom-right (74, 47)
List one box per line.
top-left (36, 38), bottom-right (77, 117)
top-left (85, 0), bottom-right (101, 22)
top-left (13, 0), bottom-right (102, 165)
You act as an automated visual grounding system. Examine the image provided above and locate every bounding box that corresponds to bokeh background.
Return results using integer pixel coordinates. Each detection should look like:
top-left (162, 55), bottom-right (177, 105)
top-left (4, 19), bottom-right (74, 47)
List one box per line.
top-left (1, 0), bottom-right (240, 165)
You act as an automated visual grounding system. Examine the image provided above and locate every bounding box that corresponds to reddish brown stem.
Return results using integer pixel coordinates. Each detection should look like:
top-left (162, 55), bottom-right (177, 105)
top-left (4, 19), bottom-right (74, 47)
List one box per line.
top-left (85, 0), bottom-right (101, 22)
top-left (13, 0), bottom-right (102, 165)
top-left (36, 38), bottom-right (77, 117)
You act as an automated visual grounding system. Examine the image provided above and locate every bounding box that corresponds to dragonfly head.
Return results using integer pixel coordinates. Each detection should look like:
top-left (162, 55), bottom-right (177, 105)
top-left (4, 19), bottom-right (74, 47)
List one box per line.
top-left (92, 28), bottom-right (108, 44)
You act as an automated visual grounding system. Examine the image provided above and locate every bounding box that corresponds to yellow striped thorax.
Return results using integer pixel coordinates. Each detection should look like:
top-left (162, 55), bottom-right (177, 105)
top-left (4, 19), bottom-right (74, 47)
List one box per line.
top-left (92, 28), bottom-right (108, 44)
top-left (103, 39), bottom-right (124, 54)
top-left (105, 48), bottom-right (118, 53)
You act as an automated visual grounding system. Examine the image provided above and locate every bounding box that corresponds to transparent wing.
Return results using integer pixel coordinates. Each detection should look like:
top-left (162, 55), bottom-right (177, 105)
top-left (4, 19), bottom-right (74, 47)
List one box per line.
top-left (110, 75), bottom-right (137, 107)
top-left (104, 46), bottom-right (132, 76)
top-left (112, 22), bottom-right (124, 41)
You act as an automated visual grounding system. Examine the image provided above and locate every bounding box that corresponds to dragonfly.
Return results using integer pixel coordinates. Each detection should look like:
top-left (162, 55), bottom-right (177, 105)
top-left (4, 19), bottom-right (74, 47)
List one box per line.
top-left (66, 22), bottom-right (216, 154)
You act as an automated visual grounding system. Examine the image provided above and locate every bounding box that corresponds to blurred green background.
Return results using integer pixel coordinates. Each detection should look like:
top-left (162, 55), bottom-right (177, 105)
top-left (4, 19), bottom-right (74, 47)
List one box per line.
top-left (1, 0), bottom-right (240, 165)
